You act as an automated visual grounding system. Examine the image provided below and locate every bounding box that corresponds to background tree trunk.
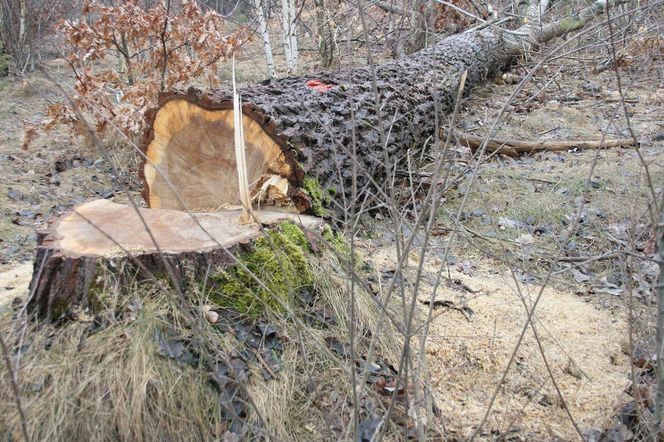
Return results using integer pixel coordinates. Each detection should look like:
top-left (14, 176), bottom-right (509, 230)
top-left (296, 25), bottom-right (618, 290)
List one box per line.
top-left (18, 0), bottom-right (27, 68)
top-left (314, 0), bottom-right (334, 67)
top-left (288, 0), bottom-right (299, 67)
top-left (280, 0), bottom-right (294, 71)
top-left (253, 0), bottom-right (276, 78)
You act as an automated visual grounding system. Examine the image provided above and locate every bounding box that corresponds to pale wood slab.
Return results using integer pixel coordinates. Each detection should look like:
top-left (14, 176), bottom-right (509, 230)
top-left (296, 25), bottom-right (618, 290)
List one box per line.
top-left (29, 199), bottom-right (322, 320)
top-left (49, 199), bottom-right (319, 257)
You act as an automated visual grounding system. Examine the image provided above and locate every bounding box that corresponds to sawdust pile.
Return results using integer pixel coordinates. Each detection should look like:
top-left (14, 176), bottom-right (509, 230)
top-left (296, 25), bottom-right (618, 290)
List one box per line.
top-left (423, 264), bottom-right (630, 439)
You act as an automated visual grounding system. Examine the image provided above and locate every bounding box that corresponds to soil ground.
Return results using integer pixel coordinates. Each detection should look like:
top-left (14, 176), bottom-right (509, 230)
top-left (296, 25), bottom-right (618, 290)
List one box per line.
top-left (0, 41), bottom-right (662, 439)
top-left (357, 59), bottom-right (663, 438)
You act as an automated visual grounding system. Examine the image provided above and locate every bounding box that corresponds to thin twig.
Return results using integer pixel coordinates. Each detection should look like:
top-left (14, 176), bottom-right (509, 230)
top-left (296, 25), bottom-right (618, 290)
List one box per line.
top-left (0, 331), bottom-right (29, 442)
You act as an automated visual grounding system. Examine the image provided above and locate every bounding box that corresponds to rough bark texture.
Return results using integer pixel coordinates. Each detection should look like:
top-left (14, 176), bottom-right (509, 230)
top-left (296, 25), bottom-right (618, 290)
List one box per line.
top-left (28, 199), bottom-right (321, 320)
top-left (142, 29), bottom-right (516, 215)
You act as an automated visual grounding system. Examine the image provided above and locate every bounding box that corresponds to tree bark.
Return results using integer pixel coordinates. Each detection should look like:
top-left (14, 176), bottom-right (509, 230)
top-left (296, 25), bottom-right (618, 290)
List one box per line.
top-left (655, 208), bottom-right (664, 435)
top-left (28, 199), bottom-right (321, 320)
top-left (141, 0), bottom-right (624, 216)
top-left (253, 0), bottom-right (276, 78)
top-left (408, 0), bottom-right (428, 52)
top-left (446, 129), bottom-right (637, 156)
top-left (143, 29), bottom-right (514, 214)
top-left (314, 0), bottom-right (333, 67)
top-left (280, 0), bottom-right (294, 70)
top-left (288, 0), bottom-right (299, 67)
top-left (373, 0), bottom-right (406, 15)
top-left (18, 0), bottom-right (28, 71)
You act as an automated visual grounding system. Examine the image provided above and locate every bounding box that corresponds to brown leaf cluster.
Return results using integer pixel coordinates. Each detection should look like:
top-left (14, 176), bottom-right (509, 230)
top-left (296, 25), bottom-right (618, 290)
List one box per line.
top-left (432, 0), bottom-right (487, 34)
top-left (26, 0), bottom-right (247, 148)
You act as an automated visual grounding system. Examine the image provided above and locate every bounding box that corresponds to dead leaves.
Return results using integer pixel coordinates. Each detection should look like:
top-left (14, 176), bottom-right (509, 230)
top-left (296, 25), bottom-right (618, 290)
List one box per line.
top-left (420, 299), bottom-right (475, 321)
top-left (26, 0), bottom-right (248, 148)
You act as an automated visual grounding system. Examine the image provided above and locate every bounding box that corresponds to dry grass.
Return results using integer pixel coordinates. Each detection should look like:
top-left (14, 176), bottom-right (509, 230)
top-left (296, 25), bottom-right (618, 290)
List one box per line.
top-left (243, 251), bottom-right (404, 439)
top-left (0, 249), bottom-right (405, 441)
top-left (0, 293), bottom-right (223, 441)
top-left (439, 147), bottom-right (664, 288)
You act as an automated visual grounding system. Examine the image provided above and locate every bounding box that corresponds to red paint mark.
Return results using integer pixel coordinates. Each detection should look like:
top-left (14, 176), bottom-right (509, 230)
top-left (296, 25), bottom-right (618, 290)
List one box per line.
top-left (306, 79), bottom-right (334, 93)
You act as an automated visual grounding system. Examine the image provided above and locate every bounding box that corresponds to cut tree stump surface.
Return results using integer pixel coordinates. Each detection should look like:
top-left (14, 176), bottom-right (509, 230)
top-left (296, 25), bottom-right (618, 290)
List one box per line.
top-left (144, 100), bottom-right (295, 212)
top-left (44, 199), bottom-right (320, 256)
top-left (29, 199), bottom-right (322, 319)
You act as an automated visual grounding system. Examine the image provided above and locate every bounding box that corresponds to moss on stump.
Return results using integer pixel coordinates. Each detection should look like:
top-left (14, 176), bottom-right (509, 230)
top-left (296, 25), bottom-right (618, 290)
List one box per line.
top-left (210, 221), bottom-right (313, 317)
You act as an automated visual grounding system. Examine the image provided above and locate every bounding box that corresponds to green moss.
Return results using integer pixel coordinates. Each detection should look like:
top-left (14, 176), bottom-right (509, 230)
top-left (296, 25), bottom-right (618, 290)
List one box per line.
top-left (303, 176), bottom-right (329, 217)
top-left (210, 221), bottom-right (313, 317)
top-left (278, 220), bottom-right (310, 250)
top-left (87, 278), bottom-right (108, 312)
top-left (321, 226), bottom-right (365, 274)
top-left (0, 40), bottom-right (11, 77)
top-left (50, 298), bottom-right (71, 320)
top-left (322, 225), bottom-right (350, 257)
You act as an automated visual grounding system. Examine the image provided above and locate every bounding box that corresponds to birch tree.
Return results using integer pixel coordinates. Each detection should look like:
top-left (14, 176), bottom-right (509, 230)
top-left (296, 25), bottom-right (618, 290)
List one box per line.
top-left (280, 0), bottom-right (298, 71)
top-left (253, 0), bottom-right (275, 78)
top-left (288, 0), bottom-right (298, 67)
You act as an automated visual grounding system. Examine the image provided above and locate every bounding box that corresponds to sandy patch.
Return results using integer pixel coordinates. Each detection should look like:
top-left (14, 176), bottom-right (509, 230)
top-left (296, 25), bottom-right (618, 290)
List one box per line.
top-left (423, 264), bottom-right (630, 440)
top-left (360, 242), bottom-right (630, 439)
top-left (0, 261), bottom-right (33, 308)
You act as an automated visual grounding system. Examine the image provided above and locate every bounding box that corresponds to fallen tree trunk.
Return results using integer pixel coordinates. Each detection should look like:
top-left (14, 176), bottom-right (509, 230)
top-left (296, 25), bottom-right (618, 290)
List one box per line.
top-left (142, 0), bottom-right (623, 217)
top-left (28, 199), bottom-right (321, 319)
top-left (142, 30), bottom-right (515, 215)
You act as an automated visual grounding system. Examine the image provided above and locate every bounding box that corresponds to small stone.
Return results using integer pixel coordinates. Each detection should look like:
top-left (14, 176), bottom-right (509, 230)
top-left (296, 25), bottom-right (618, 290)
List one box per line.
top-left (205, 310), bottom-right (219, 323)
top-left (517, 233), bottom-right (535, 245)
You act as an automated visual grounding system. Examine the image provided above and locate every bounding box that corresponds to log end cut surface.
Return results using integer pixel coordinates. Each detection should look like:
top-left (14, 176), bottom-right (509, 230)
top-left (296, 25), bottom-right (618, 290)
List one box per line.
top-left (144, 99), bottom-right (297, 211)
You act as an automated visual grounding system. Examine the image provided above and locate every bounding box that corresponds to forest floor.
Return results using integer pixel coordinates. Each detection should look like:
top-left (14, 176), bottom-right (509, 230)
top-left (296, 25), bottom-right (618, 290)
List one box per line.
top-left (0, 48), bottom-right (662, 440)
top-left (352, 61), bottom-right (663, 439)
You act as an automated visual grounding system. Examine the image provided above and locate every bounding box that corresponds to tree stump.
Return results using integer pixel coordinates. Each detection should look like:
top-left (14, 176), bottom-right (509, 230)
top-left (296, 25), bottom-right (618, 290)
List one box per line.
top-left (28, 199), bottom-right (322, 319)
